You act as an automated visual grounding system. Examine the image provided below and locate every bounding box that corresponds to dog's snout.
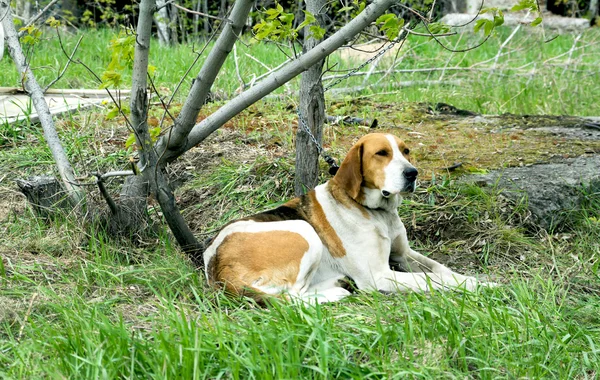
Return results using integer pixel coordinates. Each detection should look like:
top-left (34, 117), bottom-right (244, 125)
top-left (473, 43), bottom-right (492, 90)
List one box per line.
top-left (403, 167), bottom-right (418, 181)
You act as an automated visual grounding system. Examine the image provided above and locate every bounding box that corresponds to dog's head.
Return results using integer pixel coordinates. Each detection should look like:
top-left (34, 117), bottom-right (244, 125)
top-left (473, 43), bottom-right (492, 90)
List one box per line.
top-left (333, 133), bottom-right (418, 207)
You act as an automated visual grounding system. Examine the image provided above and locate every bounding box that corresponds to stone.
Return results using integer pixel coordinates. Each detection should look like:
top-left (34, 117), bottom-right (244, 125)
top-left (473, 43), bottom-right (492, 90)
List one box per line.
top-left (466, 155), bottom-right (600, 230)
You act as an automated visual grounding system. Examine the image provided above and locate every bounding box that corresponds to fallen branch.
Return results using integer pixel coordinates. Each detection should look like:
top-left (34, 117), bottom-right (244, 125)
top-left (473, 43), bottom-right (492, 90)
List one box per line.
top-left (328, 80), bottom-right (463, 96)
top-left (326, 115), bottom-right (374, 126)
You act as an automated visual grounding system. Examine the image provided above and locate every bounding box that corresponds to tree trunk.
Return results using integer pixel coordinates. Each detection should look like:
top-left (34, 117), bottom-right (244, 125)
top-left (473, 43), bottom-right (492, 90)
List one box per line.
top-left (169, 3), bottom-right (179, 46)
top-left (1, 0), bottom-right (85, 209)
top-left (154, 0), bottom-right (171, 46)
top-left (202, 0), bottom-right (209, 36)
top-left (295, 0), bottom-right (326, 196)
top-left (130, 0), bottom-right (203, 264)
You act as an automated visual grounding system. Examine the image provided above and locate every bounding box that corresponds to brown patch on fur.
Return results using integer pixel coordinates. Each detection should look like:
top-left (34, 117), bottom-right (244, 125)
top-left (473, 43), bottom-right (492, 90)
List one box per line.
top-left (283, 198), bottom-right (300, 208)
top-left (332, 139), bottom-right (363, 200)
top-left (210, 231), bottom-right (308, 296)
top-left (360, 134), bottom-right (394, 191)
top-left (306, 192), bottom-right (347, 258)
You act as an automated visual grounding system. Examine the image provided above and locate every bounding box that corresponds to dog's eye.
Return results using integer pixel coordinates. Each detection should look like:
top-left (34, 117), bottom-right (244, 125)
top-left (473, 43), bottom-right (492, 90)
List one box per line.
top-left (375, 150), bottom-right (388, 157)
top-left (403, 148), bottom-right (410, 155)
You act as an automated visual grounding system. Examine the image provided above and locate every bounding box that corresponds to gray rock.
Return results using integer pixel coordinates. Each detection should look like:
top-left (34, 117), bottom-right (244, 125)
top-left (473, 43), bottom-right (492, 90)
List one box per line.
top-left (466, 155), bottom-right (600, 229)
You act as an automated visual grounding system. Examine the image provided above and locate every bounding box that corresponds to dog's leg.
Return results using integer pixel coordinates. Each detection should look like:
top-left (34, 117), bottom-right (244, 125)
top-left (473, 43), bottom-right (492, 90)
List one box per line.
top-left (356, 269), bottom-right (479, 293)
top-left (388, 222), bottom-right (481, 290)
top-left (300, 275), bottom-right (352, 304)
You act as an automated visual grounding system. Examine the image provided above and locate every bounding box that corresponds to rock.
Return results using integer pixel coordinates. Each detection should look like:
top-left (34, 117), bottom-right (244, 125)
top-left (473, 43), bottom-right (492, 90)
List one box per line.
top-left (466, 155), bottom-right (600, 230)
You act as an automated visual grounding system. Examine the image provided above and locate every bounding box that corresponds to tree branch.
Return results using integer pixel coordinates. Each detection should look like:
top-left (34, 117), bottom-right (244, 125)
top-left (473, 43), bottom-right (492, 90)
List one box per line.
top-left (162, 0), bottom-right (397, 161)
top-left (157, 0), bottom-right (253, 160)
top-left (130, 0), bottom-right (203, 263)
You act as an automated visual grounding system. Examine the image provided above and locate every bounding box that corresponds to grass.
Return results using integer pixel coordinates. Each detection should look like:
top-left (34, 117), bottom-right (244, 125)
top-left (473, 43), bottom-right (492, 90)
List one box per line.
top-left (1, 27), bottom-right (600, 115)
top-left (2, 181), bottom-right (599, 378)
top-left (1, 25), bottom-right (600, 378)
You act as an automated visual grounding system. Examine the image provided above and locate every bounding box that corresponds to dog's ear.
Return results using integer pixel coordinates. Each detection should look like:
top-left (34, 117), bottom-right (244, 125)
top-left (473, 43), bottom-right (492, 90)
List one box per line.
top-left (333, 140), bottom-right (363, 200)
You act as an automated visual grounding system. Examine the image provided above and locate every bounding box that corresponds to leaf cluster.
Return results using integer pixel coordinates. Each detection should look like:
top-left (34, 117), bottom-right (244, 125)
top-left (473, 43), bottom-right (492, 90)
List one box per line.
top-left (252, 3), bottom-right (325, 42)
top-left (19, 25), bottom-right (42, 46)
top-left (100, 29), bottom-right (136, 89)
top-left (375, 13), bottom-right (405, 40)
top-left (511, 0), bottom-right (542, 26)
top-left (474, 8), bottom-right (505, 36)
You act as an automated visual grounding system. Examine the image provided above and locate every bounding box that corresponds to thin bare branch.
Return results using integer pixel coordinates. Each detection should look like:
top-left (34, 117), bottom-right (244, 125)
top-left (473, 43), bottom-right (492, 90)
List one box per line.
top-left (171, 2), bottom-right (226, 21)
top-left (43, 34), bottom-right (84, 92)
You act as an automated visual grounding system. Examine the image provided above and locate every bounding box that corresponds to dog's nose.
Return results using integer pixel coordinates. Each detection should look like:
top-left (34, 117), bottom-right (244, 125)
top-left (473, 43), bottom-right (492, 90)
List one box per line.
top-left (403, 167), bottom-right (419, 181)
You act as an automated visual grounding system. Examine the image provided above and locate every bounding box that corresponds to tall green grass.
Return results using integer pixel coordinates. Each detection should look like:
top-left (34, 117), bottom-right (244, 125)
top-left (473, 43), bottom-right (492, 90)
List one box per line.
top-left (1, 27), bottom-right (599, 115)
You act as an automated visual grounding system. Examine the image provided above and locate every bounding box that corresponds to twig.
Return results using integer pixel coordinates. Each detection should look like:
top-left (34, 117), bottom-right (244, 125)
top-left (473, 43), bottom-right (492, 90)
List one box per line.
top-left (244, 58), bottom-right (291, 89)
top-left (18, 292), bottom-right (38, 340)
top-left (94, 173), bottom-right (119, 215)
top-left (16, 0), bottom-right (60, 38)
top-left (328, 79), bottom-right (463, 96)
top-left (488, 24), bottom-right (521, 79)
top-left (233, 43), bottom-right (245, 90)
top-left (43, 34), bottom-right (83, 92)
top-left (562, 33), bottom-right (581, 76)
top-left (170, 3), bottom-right (226, 21)
top-left (100, 170), bottom-right (136, 179)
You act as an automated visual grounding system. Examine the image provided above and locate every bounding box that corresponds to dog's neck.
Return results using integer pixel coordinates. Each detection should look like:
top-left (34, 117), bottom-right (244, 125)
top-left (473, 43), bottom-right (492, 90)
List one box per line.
top-left (361, 187), bottom-right (401, 212)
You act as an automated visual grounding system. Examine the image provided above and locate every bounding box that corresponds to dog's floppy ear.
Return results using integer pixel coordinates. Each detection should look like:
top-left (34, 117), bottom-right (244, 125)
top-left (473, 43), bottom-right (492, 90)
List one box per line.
top-left (333, 140), bottom-right (363, 200)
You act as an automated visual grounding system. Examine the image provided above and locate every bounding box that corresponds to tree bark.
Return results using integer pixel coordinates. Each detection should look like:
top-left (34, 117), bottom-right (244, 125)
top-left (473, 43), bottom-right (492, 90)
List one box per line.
top-left (295, 0), bottom-right (326, 196)
top-left (130, 0), bottom-right (203, 264)
top-left (154, 0), bottom-right (171, 46)
top-left (1, 0), bottom-right (85, 209)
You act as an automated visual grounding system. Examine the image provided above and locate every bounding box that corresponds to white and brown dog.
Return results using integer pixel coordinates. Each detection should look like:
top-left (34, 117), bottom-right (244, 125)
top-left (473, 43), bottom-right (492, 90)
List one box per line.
top-left (204, 133), bottom-right (486, 303)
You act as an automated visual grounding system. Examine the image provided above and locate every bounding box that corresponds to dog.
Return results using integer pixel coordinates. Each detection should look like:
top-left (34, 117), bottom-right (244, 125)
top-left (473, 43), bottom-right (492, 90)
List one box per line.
top-left (203, 133), bottom-right (486, 303)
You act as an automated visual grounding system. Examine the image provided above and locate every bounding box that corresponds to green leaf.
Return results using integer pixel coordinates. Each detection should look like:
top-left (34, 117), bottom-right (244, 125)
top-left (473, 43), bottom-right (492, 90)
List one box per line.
top-left (100, 70), bottom-right (122, 89)
top-left (484, 19), bottom-right (494, 36)
top-left (125, 133), bottom-right (136, 149)
top-left (105, 106), bottom-right (120, 120)
top-left (339, 6), bottom-right (354, 12)
top-left (531, 16), bottom-right (543, 26)
top-left (265, 8), bottom-right (280, 20)
top-left (473, 19), bottom-right (486, 33)
top-left (494, 11), bottom-right (504, 26)
top-left (357, 1), bottom-right (365, 13)
top-left (376, 13), bottom-right (396, 25)
top-left (511, 0), bottom-right (538, 12)
top-left (297, 10), bottom-right (316, 30)
top-left (428, 22), bottom-right (451, 35)
top-left (149, 127), bottom-right (162, 142)
top-left (309, 25), bottom-right (325, 40)
top-left (278, 12), bottom-right (294, 24)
